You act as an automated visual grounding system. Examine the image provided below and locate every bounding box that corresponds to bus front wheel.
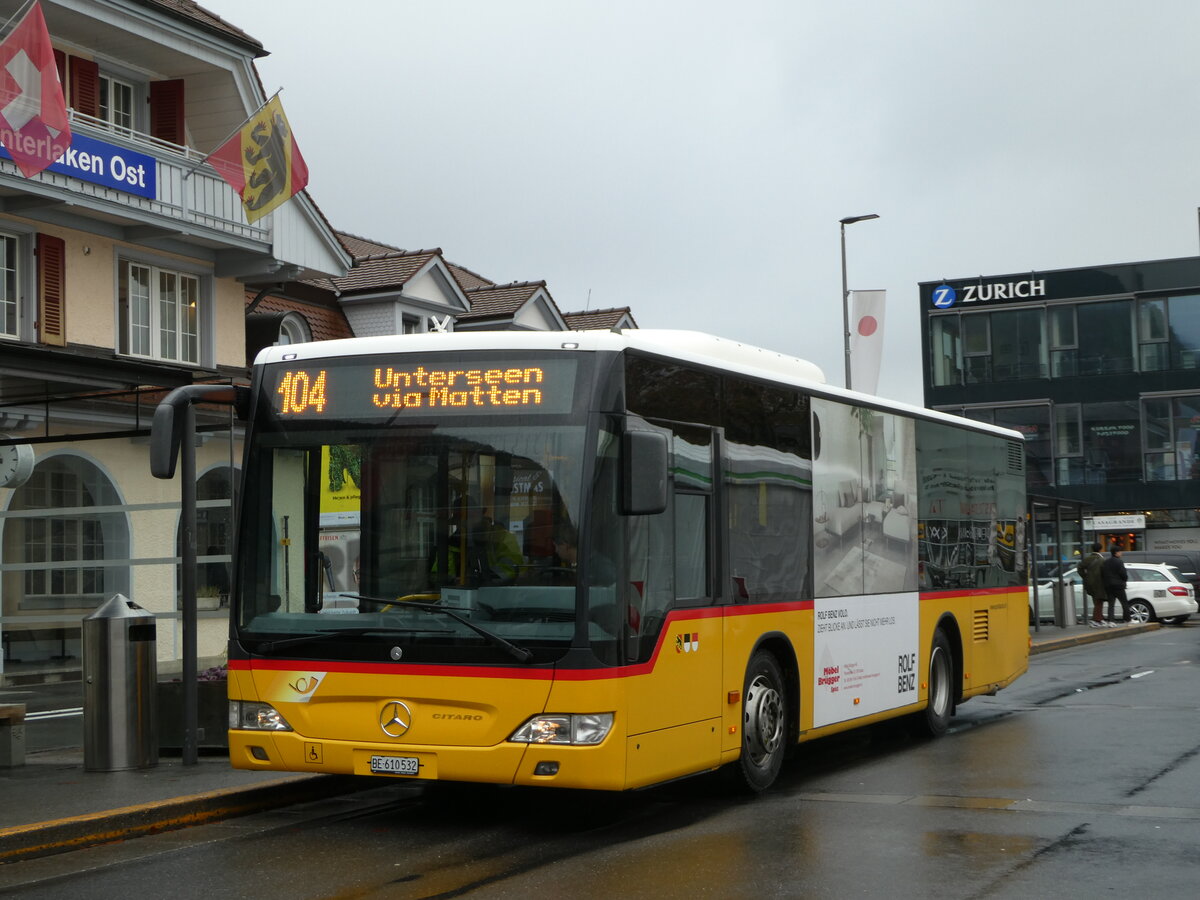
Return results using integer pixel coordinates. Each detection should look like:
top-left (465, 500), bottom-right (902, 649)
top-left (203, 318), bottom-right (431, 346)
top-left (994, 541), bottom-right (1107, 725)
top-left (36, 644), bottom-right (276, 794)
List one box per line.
top-left (922, 629), bottom-right (954, 736)
top-left (730, 650), bottom-right (787, 792)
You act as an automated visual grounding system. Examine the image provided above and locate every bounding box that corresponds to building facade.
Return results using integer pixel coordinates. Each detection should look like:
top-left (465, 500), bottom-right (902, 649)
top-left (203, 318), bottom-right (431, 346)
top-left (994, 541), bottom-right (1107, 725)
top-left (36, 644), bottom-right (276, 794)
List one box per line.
top-left (0, 0), bottom-right (349, 682)
top-left (0, 1), bottom-right (643, 686)
top-left (920, 256), bottom-right (1200, 569)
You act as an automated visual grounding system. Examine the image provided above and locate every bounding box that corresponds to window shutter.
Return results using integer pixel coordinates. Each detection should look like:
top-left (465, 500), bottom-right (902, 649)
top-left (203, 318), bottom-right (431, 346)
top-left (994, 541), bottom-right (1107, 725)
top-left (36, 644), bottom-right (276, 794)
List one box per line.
top-left (69, 56), bottom-right (99, 118)
top-left (36, 234), bottom-right (66, 347)
top-left (150, 79), bottom-right (186, 144)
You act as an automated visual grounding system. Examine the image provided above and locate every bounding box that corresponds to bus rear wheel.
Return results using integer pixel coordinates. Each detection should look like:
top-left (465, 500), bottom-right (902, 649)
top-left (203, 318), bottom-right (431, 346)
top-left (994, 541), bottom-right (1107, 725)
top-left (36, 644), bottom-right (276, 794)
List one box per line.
top-left (922, 629), bottom-right (954, 736)
top-left (729, 650), bottom-right (787, 792)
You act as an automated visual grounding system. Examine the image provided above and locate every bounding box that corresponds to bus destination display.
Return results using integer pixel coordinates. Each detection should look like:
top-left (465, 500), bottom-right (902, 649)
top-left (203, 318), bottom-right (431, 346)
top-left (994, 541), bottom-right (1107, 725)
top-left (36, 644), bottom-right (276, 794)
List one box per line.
top-left (269, 357), bottom-right (578, 418)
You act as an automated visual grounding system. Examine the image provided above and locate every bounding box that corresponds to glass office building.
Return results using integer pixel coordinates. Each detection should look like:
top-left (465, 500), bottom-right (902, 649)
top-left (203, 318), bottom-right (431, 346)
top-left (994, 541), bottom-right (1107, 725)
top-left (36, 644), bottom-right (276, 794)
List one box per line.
top-left (920, 256), bottom-right (1200, 565)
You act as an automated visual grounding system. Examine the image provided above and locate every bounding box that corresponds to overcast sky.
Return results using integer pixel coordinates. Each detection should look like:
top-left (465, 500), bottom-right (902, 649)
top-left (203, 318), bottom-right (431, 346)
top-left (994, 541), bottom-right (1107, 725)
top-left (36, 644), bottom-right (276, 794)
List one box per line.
top-left (201, 0), bottom-right (1200, 405)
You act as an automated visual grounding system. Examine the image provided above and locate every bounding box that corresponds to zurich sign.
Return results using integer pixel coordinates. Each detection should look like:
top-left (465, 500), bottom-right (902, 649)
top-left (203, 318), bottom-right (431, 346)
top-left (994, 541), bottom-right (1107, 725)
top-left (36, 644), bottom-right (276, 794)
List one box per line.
top-left (931, 284), bottom-right (957, 309)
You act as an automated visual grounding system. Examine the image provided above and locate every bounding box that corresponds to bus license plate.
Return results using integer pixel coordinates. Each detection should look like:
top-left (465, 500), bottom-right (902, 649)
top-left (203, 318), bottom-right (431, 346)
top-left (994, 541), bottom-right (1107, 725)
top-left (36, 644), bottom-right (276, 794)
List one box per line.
top-left (370, 755), bottom-right (420, 776)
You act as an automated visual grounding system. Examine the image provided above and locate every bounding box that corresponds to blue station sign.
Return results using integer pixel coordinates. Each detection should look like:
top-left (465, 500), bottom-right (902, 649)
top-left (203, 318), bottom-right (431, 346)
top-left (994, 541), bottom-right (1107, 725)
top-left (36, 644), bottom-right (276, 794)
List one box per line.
top-left (1, 132), bottom-right (157, 199)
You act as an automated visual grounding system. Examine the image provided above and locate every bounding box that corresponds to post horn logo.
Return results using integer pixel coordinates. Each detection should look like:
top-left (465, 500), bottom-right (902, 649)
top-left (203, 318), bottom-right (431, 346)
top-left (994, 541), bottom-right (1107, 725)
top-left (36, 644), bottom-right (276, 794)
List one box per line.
top-left (379, 700), bottom-right (413, 738)
top-left (288, 675), bottom-right (320, 695)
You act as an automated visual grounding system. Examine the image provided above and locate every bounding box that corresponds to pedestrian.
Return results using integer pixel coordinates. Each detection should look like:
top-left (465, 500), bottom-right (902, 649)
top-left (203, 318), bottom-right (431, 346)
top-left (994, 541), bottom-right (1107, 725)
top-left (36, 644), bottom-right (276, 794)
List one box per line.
top-left (1102, 546), bottom-right (1130, 626)
top-left (1078, 541), bottom-right (1108, 628)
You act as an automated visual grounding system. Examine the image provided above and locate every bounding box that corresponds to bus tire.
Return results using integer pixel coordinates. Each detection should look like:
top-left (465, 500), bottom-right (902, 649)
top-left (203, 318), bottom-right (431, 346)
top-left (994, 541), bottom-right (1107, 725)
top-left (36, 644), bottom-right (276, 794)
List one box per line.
top-left (922, 628), bottom-right (954, 737)
top-left (730, 650), bottom-right (787, 793)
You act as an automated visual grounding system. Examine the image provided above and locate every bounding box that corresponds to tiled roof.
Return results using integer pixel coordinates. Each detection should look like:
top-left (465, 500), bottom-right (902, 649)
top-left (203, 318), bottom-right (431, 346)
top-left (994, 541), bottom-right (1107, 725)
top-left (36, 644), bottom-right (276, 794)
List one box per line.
top-left (140, 1), bottom-right (264, 54)
top-left (303, 232), bottom-right (443, 295)
top-left (244, 293), bottom-right (353, 342)
top-left (447, 262), bottom-right (495, 291)
top-left (459, 281), bottom-right (547, 321)
top-left (331, 251), bottom-right (442, 294)
top-left (562, 307), bottom-right (637, 330)
top-left (336, 232), bottom-right (408, 259)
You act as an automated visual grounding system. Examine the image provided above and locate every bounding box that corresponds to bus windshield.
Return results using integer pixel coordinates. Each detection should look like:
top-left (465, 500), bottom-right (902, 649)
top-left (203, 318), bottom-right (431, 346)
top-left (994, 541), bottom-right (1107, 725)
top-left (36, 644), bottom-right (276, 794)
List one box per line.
top-left (235, 420), bottom-right (613, 664)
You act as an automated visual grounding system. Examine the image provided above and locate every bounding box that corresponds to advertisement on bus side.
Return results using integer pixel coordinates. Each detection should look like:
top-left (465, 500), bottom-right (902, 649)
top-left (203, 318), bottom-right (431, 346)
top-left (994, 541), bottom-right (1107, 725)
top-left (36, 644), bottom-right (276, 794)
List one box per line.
top-left (812, 592), bottom-right (919, 727)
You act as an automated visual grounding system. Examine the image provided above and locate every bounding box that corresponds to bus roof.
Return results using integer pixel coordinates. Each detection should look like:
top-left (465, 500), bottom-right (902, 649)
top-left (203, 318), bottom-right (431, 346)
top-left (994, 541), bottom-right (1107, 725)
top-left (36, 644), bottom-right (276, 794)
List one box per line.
top-left (254, 329), bottom-right (1023, 442)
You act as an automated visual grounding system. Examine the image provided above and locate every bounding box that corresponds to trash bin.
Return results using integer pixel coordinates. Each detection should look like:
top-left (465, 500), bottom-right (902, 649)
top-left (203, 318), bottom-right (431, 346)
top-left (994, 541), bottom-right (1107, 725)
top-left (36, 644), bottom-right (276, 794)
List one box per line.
top-left (83, 594), bottom-right (158, 771)
top-left (1053, 578), bottom-right (1076, 627)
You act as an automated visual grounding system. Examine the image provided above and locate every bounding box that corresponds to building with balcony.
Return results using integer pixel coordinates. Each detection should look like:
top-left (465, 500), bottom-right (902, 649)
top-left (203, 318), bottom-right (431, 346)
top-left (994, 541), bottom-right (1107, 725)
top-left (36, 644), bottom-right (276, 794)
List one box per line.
top-left (0, 0), bottom-right (349, 682)
top-left (919, 256), bottom-right (1200, 574)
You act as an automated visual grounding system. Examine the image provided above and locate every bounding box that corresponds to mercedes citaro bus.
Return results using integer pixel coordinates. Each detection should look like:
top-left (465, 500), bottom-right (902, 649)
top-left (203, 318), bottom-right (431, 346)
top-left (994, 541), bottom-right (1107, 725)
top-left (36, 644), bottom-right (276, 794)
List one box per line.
top-left (151, 329), bottom-right (1028, 792)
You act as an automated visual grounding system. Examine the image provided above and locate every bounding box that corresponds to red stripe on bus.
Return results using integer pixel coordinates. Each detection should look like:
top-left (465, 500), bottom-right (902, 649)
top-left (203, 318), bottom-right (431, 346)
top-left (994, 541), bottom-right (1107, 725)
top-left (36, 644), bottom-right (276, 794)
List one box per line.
top-left (920, 586), bottom-right (1019, 600)
top-left (231, 605), bottom-right (758, 681)
top-left (230, 589), bottom-right (1018, 681)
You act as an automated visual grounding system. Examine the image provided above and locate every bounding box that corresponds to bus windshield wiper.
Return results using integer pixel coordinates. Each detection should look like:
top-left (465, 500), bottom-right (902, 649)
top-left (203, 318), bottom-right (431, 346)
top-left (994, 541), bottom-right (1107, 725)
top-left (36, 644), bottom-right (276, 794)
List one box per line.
top-left (253, 627), bottom-right (443, 654)
top-left (348, 594), bottom-right (534, 664)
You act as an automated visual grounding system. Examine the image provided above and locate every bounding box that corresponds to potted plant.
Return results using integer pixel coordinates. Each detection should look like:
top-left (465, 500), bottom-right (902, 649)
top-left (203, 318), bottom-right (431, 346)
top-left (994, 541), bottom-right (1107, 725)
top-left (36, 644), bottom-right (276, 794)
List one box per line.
top-left (157, 662), bottom-right (229, 752)
top-left (196, 585), bottom-right (222, 611)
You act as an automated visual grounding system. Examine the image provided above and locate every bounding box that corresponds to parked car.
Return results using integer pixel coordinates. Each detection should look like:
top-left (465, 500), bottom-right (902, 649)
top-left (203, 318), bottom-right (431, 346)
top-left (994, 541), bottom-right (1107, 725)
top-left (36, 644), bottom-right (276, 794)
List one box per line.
top-left (1028, 562), bottom-right (1197, 625)
top-left (1029, 569), bottom-right (1085, 624)
top-left (1124, 563), bottom-right (1197, 625)
top-left (1118, 550), bottom-right (1200, 593)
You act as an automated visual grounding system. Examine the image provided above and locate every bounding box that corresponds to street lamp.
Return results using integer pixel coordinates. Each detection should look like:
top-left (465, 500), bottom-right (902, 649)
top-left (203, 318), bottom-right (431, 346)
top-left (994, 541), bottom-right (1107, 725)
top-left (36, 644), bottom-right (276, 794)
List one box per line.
top-left (840, 213), bottom-right (880, 390)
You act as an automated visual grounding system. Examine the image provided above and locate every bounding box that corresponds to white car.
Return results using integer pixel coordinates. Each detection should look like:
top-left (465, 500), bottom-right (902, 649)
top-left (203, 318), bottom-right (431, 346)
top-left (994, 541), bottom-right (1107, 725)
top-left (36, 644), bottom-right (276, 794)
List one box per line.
top-left (1029, 563), bottom-right (1197, 626)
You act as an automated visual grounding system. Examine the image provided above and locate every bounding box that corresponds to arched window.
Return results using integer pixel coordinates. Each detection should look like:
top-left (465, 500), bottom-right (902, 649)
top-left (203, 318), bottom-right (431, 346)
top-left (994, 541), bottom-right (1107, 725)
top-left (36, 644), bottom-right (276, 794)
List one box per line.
top-left (278, 312), bottom-right (311, 345)
top-left (176, 466), bottom-right (235, 608)
top-left (2, 455), bottom-right (129, 610)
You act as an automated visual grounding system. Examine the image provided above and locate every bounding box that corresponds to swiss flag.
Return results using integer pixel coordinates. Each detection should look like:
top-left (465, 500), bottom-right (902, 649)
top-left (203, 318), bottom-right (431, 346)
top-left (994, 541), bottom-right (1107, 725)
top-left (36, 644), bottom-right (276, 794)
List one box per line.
top-left (0, 2), bottom-right (71, 178)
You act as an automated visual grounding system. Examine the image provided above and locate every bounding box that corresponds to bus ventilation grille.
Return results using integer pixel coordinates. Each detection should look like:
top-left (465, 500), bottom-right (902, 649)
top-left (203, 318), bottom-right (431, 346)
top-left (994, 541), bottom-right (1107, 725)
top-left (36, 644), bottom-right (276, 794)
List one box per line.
top-left (973, 609), bottom-right (990, 642)
top-left (1007, 441), bottom-right (1025, 473)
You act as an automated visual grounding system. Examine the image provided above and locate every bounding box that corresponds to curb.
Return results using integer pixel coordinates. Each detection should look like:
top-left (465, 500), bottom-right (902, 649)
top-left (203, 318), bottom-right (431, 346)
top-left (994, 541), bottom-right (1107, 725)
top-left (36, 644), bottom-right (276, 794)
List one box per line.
top-left (0, 773), bottom-right (365, 865)
top-left (1030, 622), bottom-right (1161, 656)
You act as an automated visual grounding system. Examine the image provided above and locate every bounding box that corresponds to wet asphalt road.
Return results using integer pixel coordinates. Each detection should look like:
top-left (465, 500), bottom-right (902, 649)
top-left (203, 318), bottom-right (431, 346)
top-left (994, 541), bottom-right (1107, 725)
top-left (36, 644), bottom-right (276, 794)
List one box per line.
top-left (3, 625), bottom-right (1200, 899)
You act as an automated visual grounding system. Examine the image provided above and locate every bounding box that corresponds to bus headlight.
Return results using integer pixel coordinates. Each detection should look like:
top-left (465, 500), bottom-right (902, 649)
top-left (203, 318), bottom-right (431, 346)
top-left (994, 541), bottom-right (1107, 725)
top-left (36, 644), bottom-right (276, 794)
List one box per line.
top-left (229, 700), bottom-right (293, 731)
top-left (509, 713), bottom-right (614, 745)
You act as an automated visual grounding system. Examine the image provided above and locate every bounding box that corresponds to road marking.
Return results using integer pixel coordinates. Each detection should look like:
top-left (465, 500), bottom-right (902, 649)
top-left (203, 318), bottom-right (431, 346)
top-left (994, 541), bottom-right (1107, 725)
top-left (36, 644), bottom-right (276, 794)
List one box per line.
top-left (25, 707), bottom-right (83, 721)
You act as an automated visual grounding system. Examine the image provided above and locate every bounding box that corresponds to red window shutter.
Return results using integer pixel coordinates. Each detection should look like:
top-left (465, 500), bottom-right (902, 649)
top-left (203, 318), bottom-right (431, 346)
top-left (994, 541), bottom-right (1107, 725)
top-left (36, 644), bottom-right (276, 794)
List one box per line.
top-left (36, 234), bottom-right (66, 347)
top-left (69, 56), bottom-right (99, 118)
top-left (53, 50), bottom-right (66, 93)
top-left (150, 79), bottom-right (186, 145)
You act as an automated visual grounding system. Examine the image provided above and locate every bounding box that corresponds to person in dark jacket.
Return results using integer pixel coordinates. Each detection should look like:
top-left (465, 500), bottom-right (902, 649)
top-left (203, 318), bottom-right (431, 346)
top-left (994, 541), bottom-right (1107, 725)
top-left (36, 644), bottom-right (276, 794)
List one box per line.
top-left (1102, 546), bottom-right (1130, 625)
top-left (1078, 542), bottom-right (1108, 628)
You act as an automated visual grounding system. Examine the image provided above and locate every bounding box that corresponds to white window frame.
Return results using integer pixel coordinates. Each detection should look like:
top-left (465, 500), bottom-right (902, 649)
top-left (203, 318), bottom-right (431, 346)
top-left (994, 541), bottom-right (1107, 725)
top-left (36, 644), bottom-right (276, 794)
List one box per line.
top-left (98, 72), bottom-right (139, 133)
top-left (278, 312), bottom-right (311, 345)
top-left (117, 258), bottom-right (207, 365)
top-left (0, 226), bottom-right (32, 342)
top-left (0, 231), bottom-right (20, 340)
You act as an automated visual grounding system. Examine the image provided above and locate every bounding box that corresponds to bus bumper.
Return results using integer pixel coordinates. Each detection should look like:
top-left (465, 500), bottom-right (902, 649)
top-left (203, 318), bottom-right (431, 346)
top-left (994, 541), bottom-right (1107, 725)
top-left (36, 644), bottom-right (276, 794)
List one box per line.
top-left (228, 730), bottom-right (631, 791)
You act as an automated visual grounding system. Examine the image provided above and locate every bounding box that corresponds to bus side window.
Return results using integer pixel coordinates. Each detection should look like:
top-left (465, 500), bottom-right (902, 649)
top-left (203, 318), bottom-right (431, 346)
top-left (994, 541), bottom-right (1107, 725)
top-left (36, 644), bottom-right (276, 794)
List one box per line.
top-left (626, 423), bottom-right (713, 661)
top-left (628, 497), bottom-right (675, 660)
top-left (674, 492), bottom-right (709, 600)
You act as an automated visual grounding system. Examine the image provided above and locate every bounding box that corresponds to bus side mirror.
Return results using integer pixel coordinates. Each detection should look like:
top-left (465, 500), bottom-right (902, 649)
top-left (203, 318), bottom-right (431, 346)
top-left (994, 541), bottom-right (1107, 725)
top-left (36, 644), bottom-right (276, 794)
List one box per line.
top-left (150, 400), bottom-right (183, 479)
top-left (150, 384), bottom-right (250, 479)
top-left (621, 430), bottom-right (668, 515)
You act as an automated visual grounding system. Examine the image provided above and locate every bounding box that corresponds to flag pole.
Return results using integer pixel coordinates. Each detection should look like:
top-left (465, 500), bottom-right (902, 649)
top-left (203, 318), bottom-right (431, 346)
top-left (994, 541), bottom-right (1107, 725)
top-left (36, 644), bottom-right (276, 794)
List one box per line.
top-left (0, 0), bottom-right (38, 37)
top-left (183, 88), bottom-right (283, 180)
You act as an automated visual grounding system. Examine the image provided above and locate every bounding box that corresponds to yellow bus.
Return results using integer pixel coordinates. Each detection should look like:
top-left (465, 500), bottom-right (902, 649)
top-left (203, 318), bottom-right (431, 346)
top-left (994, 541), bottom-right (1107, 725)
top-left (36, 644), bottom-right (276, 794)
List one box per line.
top-left (153, 329), bottom-right (1028, 792)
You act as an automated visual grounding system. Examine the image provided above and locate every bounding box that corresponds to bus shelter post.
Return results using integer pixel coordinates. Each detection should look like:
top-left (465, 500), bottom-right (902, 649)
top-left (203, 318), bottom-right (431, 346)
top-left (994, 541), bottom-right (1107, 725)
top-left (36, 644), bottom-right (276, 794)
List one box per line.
top-left (150, 383), bottom-right (246, 766)
top-left (181, 401), bottom-right (198, 766)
